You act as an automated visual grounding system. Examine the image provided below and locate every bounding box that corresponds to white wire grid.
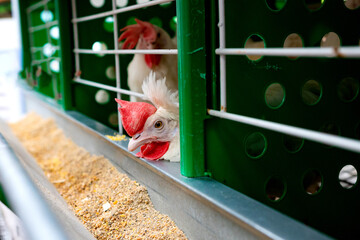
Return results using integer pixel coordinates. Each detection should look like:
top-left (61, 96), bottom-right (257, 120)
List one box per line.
top-left (51, 0), bottom-right (360, 153)
top-left (213, 0), bottom-right (360, 153)
top-left (27, 0), bottom-right (60, 98)
top-left (70, 0), bottom-right (176, 134)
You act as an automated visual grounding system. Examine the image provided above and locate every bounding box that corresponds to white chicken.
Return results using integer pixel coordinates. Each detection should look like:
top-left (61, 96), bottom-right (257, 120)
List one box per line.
top-left (115, 72), bottom-right (180, 162)
top-left (119, 19), bottom-right (178, 102)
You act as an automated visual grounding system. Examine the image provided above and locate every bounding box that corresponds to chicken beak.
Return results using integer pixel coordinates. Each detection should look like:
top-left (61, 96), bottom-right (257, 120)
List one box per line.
top-left (128, 132), bottom-right (157, 152)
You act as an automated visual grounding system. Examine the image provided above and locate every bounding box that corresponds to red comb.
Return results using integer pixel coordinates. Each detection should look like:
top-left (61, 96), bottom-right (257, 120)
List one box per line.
top-left (115, 98), bottom-right (157, 136)
top-left (118, 19), bottom-right (156, 49)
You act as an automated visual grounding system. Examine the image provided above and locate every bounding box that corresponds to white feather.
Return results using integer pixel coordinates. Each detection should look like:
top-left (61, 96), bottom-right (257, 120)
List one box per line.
top-left (142, 71), bottom-right (179, 117)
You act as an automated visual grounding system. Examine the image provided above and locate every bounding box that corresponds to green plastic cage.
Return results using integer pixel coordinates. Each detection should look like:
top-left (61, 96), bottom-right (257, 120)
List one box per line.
top-left (17, 0), bottom-right (360, 239)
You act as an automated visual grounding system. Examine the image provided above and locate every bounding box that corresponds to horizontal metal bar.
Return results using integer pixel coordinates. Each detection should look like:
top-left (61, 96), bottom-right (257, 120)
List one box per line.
top-left (216, 47), bottom-right (360, 58)
top-left (0, 134), bottom-right (68, 240)
top-left (208, 109), bottom-right (360, 154)
top-left (73, 77), bottom-right (145, 99)
top-left (26, 0), bottom-right (50, 13)
top-left (32, 57), bottom-right (60, 65)
top-left (29, 21), bottom-right (58, 33)
top-left (72, 0), bottom-right (174, 23)
top-left (31, 46), bottom-right (60, 52)
top-left (74, 48), bottom-right (178, 55)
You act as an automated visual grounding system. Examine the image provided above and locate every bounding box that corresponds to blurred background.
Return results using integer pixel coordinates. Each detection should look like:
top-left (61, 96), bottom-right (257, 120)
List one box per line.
top-left (0, 0), bottom-right (23, 122)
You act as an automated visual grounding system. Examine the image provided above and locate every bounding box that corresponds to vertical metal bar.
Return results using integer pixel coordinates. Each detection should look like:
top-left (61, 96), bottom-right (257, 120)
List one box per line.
top-left (56, 0), bottom-right (74, 110)
top-left (218, 0), bottom-right (226, 112)
top-left (112, 0), bottom-right (123, 135)
top-left (177, 0), bottom-right (207, 177)
top-left (71, 0), bottom-right (80, 73)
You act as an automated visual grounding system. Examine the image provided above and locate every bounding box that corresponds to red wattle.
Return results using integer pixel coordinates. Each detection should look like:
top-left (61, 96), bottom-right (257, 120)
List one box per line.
top-left (145, 54), bottom-right (162, 68)
top-left (136, 141), bottom-right (170, 160)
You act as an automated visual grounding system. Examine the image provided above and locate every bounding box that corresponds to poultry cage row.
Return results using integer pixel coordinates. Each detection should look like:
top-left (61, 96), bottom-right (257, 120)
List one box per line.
top-left (13, 0), bottom-right (360, 239)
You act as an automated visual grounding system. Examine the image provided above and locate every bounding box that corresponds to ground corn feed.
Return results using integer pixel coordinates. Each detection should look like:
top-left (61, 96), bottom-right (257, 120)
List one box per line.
top-left (10, 112), bottom-right (187, 240)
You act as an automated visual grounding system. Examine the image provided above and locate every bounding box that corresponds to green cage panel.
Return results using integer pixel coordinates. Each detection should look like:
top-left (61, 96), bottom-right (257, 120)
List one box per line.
top-left (202, 1), bottom-right (360, 239)
top-left (18, 0), bottom-right (73, 109)
top-left (17, 0), bottom-right (360, 239)
top-left (72, 0), bottom-right (176, 130)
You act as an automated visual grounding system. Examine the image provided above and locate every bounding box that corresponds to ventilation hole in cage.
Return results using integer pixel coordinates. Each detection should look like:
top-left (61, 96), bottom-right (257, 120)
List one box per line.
top-left (283, 135), bottom-right (304, 153)
top-left (104, 16), bottom-right (114, 32)
top-left (137, 0), bottom-right (150, 4)
top-left (95, 90), bottom-right (110, 104)
top-left (150, 17), bottom-right (163, 28)
top-left (50, 60), bottom-right (60, 73)
top-left (283, 33), bottom-right (303, 59)
top-left (170, 16), bottom-right (177, 32)
top-left (43, 43), bottom-right (56, 57)
top-left (344, 0), bottom-right (360, 9)
top-left (303, 169), bottom-right (322, 195)
top-left (92, 41), bottom-right (107, 57)
top-left (320, 32), bottom-right (341, 48)
top-left (116, 0), bottom-right (128, 8)
top-left (244, 34), bottom-right (265, 61)
top-left (245, 132), bottom-right (267, 159)
top-left (266, 0), bottom-right (287, 11)
top-left (109, 113), bottom-right (119, 126)
top-left (301, 80), bottom-right (322, 105)
top-left (339, 165), bottom-right (358, 189)
top-left (126, 17), bottom-right (137, 26)
top-left (265, 83), bottom-right (285, 109)
top-left (265, 177), bottom-right (286, 202)
top-left (90, 0), bottom-right (105, 8)
top-left (50, 26), bottom-right (59, 39)
top-left (40, 10), bottom-right (54, 23)
top-left (337, 77), bottom-right (359, 103)
top-left (305, 0), bottom-right (325, 11)
top-left (106, 66), bottom-right (116, 80)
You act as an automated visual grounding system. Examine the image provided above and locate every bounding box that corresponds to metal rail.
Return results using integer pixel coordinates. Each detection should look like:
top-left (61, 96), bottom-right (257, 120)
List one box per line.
top-left (215, 46), bottom-right (360, 58)
top-left (28, 20), bottom-right (58, 33)
top-left (74, 48), bottom-right (178, 55)
top-left (218, 0), bottom-right (227, 111)
top-left (208, 109), bottom-right (360, 153)
top-left (72, 0), bottom-right (174, 23)
top-left (26, 0), bottom-right (51, 13)
top-left (0, 134), bottom-right (68, 240)
top-left (73, 77), bottom-right (145, 99)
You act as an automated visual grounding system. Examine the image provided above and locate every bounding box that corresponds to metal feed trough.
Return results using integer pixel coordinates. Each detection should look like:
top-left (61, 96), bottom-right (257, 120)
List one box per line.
top-left (0, 0), bottom-right (359, 239)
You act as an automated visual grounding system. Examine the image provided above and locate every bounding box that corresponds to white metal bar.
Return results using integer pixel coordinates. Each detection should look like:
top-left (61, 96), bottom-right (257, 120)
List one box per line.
top-left (218, 0), bottom-right (227, 111)
top-left (27, 0), bottom-right (50, 13)
top-left (208, 109), bottom-right (360, 154)
top-left (72, 0), bottom-right (174, 23)
top-left (112, 0), bottom-right (123, 134)
top-left (29, 21), bottom-right (58, 33)
top-left (32, 57), bottom-right (60, 65)
top-left (73, 78), bottom-right (145, 99)
top-left (216, 47), bottom-right (360, 58)
top-left (31, 46), bottom-right (60, 52)
top-left (71, 0), bottom-right (80, 73)
top-left (74, 48), bottom-right (178, 55)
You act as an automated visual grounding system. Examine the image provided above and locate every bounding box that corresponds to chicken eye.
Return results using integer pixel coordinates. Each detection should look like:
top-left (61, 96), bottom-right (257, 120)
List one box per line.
top-left (154, 120), bottom-right (163, 129)
top-left (157, 32), bottom-right (161, 38)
